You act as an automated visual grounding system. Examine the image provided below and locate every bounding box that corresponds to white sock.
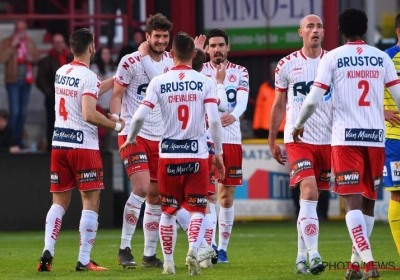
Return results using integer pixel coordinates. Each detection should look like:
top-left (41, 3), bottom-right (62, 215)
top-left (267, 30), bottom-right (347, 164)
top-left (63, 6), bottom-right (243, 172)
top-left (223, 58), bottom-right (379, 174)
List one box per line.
top-left (350, 214), bottom-right (375, 265)
top-left (176, 207), bottom-right (191, 233)
top-left (218, 205), bottom-right (234, 251)
top-left (43, 204), bottom-right (65, 256)
top-left (188, 213), bottom-right (206, 250)
top-left (202, 215), bottom-right (214, 247)
top-left (296, 212), bottom-right (307, 264)
top-left (78, 210), bottom-right (98, 265)
top-left (299, 200), bottom-right (320, 260)
top-left (120, 193), bottom-right (145, 249)
top-left (345, 210), bottom-right (374, 264)
top-left (207, 202), bottom-right (217, 245)
top-left (159, 213), bottom-right (177, 262)
top-left (143, 203), bottom-right (161, 257)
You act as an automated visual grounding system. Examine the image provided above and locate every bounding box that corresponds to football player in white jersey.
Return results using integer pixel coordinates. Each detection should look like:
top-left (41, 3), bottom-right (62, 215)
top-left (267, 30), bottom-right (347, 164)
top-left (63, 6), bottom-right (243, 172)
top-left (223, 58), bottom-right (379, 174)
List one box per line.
top-left (120, 31), bottom-right (225, 275)
top-left (37, 28), bottom-right (125, 272)
top-left (110, 14), bottom-right (173, 269)
top-left (293, 8), bottom-right (400, 280)
top-left (199, 29), bottom-right (249, 264)
top-left (269, 15), bottom-right (331, 275)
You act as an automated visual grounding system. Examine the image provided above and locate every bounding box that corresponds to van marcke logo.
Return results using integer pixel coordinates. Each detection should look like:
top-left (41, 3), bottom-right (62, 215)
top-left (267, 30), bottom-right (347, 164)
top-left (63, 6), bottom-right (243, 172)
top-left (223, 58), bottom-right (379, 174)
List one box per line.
top-left (76, 169), bottom-right (98, 183)
top-left (166, 162), bottom-right (200, 176)
top-left (335, 171), bottom-right (360, 186)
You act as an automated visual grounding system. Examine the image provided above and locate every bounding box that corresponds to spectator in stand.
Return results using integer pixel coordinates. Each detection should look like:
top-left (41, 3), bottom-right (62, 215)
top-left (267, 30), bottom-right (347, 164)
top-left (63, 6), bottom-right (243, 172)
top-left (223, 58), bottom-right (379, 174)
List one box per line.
top-left (0, 20), bottom-right (40, 148)
top-left (0, 109), bottom-right (20, 154)
top-left (253, 61), bottom-right (285, 139)
top-left (117, 29), bottom-right (146, 63)
top-left (36, 33), bottom-right (73, 152)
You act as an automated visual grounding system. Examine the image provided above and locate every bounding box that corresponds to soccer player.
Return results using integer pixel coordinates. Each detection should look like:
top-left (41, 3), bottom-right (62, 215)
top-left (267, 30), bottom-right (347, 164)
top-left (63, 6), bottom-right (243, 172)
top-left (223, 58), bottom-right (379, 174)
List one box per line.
top-left (37, 28), bottom-right (125, 272)
top-left (269, 14), bottom-right (331, 275)
top-left (120, 31), bottom-right (225, 275)
top-left (383, 12), bottom-right (400, 265)
top-left (110, 13), bottom-right (173, 269)
top-left (293, 8), bottom-right (400, 280)
top-left (200, 28), bottom-right (249, 263)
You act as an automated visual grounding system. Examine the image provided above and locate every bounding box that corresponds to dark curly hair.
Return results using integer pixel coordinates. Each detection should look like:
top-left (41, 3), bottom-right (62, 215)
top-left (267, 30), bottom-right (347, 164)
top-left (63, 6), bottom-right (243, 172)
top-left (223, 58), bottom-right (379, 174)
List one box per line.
top-left (338, 8), bottom-right (368, 39)
top-left (146, 13), bottom-right (173, 35)
top-left (192, 48), bottom-right (206, 72)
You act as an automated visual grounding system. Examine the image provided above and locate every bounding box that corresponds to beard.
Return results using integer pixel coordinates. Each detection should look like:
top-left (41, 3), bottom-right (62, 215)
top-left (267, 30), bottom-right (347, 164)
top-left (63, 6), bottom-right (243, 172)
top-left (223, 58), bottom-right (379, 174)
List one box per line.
top-left (212, 52), bottom-right (226, 65)
top-left (149, 43), bottom-right (166, 55)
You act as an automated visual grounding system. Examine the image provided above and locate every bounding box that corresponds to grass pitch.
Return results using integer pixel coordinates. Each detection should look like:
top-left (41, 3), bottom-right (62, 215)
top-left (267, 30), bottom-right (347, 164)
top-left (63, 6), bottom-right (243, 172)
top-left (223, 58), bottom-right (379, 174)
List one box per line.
top-left (0, 221), bottom-right (399, 279)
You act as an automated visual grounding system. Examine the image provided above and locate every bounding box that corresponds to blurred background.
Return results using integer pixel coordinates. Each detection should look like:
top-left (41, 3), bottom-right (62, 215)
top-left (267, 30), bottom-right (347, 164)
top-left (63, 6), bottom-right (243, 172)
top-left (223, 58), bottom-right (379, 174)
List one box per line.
top-left (0, 0), bottom-right (397, 230)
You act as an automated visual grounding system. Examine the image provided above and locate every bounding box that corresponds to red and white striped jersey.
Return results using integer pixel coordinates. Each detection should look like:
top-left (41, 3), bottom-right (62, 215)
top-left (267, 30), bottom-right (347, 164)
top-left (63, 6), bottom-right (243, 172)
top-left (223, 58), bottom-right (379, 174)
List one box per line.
top-left (114, 51), bottom-right (173, 140)
top-left (313, 41), bottom-right (399, 147)
top-left (52, 61), bottom-right (101, 149)
top-left (201, 61), bottom-right (249, 144)
top-left (275, 49), bottom-right (332, 144)
top-left (143, 65), bottom-right (218, 159)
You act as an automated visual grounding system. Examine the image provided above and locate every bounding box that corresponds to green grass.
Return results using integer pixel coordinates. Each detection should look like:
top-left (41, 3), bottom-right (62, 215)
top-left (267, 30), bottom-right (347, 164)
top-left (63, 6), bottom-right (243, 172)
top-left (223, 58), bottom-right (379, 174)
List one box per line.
top-left (0, 221), bottom-right (399, 279)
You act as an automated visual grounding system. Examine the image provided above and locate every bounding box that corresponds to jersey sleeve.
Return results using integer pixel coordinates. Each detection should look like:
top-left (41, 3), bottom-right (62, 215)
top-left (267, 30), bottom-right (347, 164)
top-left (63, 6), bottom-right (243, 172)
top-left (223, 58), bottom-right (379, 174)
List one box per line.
top-left (383, 52), bottom-right (400, 87)
top-left (313, 53), bottom-right (334, 90)
top-left (82, 73), bottom-right (100, 99)
top-left (275, 59), bottom-right (288, 91)
top-left (142, 77), bottom-right (159, 109)
top-left (238, 66), bottom-right (249, 93)
top-left (114, 54), bottom-right (135, 87)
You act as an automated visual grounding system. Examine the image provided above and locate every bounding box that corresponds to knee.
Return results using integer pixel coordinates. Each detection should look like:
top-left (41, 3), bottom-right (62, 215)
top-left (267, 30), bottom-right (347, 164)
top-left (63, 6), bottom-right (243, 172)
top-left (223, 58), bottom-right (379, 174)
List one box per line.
top-left (219, 192), bottom-right (234, 208)
top-left (300, 181), bottom-right (318, 201)
top-left (208, 194), bottom-right (217, 204)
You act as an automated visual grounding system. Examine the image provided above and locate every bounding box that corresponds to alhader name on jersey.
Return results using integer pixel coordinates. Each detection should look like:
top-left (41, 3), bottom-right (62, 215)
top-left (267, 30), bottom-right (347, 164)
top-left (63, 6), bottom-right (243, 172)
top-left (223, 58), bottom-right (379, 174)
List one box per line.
top-left (161, 81), bottom-right (203, 93)
top-left (337, 56), bottom-right (383, 68)
top-left (55, 74), bottom-right (80, 87)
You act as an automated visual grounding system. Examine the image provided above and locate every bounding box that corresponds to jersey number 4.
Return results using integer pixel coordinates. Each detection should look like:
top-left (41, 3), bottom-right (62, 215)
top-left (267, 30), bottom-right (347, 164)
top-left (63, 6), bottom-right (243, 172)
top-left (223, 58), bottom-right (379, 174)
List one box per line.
top-left (358, 80), bottom-right (370, 106)
top-left (59, 97), bottom-right (68, 120)
top-left (178, 105), bottom-right (189, 129)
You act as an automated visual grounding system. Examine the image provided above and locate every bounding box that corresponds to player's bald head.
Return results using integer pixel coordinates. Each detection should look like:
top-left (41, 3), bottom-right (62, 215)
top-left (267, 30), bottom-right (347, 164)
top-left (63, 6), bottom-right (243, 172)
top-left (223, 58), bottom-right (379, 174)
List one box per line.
top-left (300, 14), bottom-right (323, 28)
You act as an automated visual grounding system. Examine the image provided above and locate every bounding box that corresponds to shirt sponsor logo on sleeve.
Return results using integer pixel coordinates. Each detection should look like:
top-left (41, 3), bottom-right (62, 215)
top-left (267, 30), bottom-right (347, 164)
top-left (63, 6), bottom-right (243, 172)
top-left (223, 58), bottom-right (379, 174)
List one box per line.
top-left (344, 129), bottom-right (384, 143)
top-left (166, 162), bottom-right (200, 176)
top-left (187, 194), bottom-right (208, 207)
top-left (76, 169), bottom-right (98, 183)
top-left (228, 167), bottom-right (243, 178)
top-left (53, 127), bottom-right (84, 144)
top-left (335, 171), bottom-right (360, 186)
top-left (161, 139), bottom-right (198, 153)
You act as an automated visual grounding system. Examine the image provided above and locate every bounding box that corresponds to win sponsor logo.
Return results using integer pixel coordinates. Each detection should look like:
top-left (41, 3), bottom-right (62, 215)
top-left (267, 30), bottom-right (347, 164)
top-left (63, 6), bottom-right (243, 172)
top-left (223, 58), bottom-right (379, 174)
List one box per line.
top-left (187, 194), bottom-right (208, 207)
top-left (130, 152), bottom-right (148, 164)
top-left (345, 128), bottom-right (384, 142)
top-left (166, 162), bottom-right (200, 176)
top-left (290, 159), bottom-right (312, 179)
top-left (76, 169), bottom-right (98, 183)
top-left (228, 167), bottom-right (242, 178)
top-left (160, 194), bottom-right (178, 208)
top-left (320, 170), bottom-right (331, 182)
top-left (335, 171), bottom-right (360, 186)
top-left (50, 172), bottom-right (59, 184)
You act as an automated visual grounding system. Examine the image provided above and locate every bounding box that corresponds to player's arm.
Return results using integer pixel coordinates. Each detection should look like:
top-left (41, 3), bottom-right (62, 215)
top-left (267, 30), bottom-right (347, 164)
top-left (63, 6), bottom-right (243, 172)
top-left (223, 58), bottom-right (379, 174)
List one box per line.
top-left (215, 64), bottom-right (228, 112)
top-left (268, 88), bottom-right (287, 165)
top-left (387, 83), bottom-right (400, 111)
top-left (99, 77), bottom-right (114, 96)
top-left (139, 41), bottom-right (160, 80)
top-left (82, 95), bottom-right (124, 131)
top-left (109, 82), bottom-right (126, 119)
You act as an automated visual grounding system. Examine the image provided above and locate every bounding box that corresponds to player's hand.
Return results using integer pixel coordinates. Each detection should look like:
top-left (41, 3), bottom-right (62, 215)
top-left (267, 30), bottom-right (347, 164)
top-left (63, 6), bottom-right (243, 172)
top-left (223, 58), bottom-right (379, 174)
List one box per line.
top-left (215, 64), bottom-right (226, 84)
top-left (384, 110), bottom-right (400, 126)
top-left (212, 154), bottom-right (225, 181)
top-left (138, 41), bottom-right (150, 57)
top-left (108, 113), bottom-right (119, 121)
top-left (11, 35), bottom-right (21, 47)
top-left (269, 143), bottom-right (287, 165)
top-left (119, 138), bottom-right (138, 152)
top-left (292, 127), bottom-right (304, 144)
top-left (220, 114), bottom-right (235, 127)
top-left (118, 118), bottom-right (125, 131)
top-left (194, 34), bottom-right (207, 51)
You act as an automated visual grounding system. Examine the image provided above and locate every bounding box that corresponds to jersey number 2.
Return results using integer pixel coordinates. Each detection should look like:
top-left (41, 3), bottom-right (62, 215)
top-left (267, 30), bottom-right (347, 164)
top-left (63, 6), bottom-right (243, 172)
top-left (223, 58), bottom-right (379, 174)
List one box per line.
top-left (59, 97), bottom-right (68, 120)
top-left (178, 105), bottom-right (189, 129)
top-left (358, 80), bottom-right (370, 106)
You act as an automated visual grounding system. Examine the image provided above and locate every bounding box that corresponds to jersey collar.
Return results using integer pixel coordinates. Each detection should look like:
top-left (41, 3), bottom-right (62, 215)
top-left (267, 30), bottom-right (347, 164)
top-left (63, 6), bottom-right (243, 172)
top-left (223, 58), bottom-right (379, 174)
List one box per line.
top-left (70, 60), bottom-right (89, 68)
top-left (171, 65), bottom-right (192, 70)
top-left (346, 40), bottom-right (366, 45)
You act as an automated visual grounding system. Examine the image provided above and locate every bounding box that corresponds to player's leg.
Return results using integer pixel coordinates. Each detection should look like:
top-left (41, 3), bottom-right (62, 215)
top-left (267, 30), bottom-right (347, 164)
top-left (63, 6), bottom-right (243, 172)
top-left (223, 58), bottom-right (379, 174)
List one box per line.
top-left (117, 135), bottom-right (149, 268)
top-left (206, 143), bottom-right (219, 252)
top-left (75, 149), bottom-right (108, 271)
top-left (142, 138), bottom-right (163, 268)
top-left (384, 139), bottom-right (400, 259)
top-left (217, 143), bottom-right (242, 263)
top-left (183, 158), bottom-right (209, 275)
top-left (38, 148), bottom-right (73, 272)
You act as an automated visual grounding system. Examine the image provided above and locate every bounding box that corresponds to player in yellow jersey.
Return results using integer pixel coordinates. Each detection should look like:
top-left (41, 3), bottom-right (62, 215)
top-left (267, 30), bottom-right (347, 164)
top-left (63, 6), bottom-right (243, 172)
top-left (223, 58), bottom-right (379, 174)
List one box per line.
top-left (383, 12), bottom-right (400, 262)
